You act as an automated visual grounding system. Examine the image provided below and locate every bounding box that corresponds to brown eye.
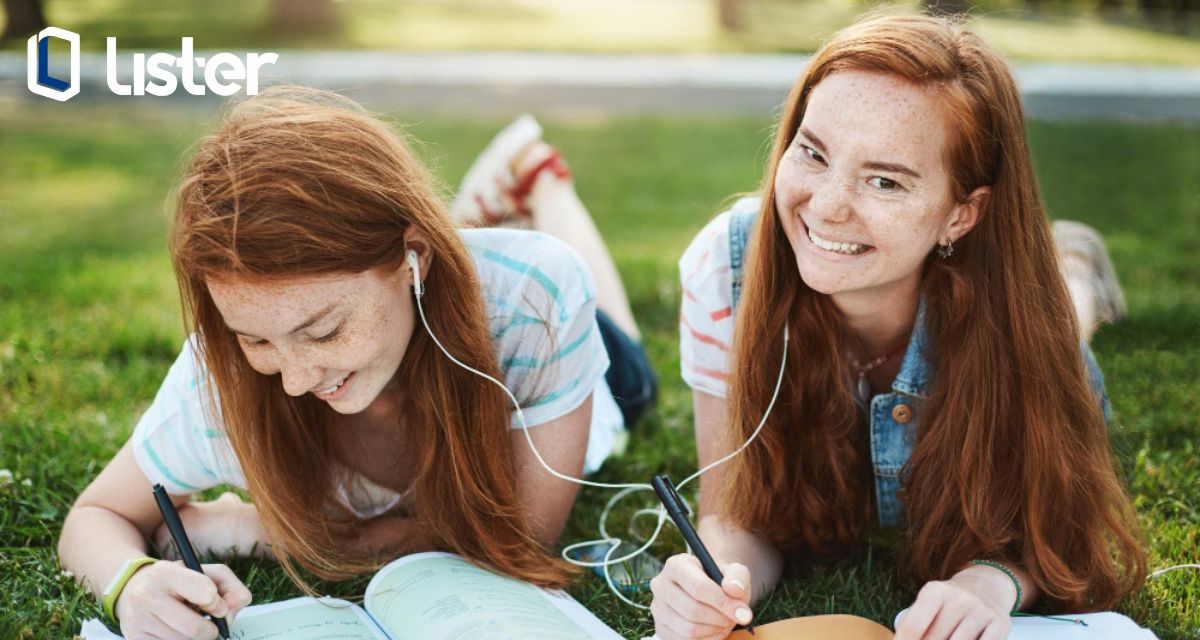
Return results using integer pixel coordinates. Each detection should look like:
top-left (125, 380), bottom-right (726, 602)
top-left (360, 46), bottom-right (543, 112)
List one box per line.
top-left (869, 176), bottom-right (900, 191)
top-left (802, 145), bottom-right (825, 164)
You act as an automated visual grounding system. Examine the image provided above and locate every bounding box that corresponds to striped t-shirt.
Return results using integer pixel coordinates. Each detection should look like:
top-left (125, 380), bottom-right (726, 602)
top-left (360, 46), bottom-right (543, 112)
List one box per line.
top-left (132, 228), bottom-right (622, 515)
top-left (678, 207), bottom-right (745, 398)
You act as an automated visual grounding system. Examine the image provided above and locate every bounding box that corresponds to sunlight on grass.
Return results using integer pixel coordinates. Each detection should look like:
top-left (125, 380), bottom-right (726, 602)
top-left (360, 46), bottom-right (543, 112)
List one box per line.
top-left (1, 105), bottom-right (1197, 638)
top-left (976, 14), bottom-right (1200, 64)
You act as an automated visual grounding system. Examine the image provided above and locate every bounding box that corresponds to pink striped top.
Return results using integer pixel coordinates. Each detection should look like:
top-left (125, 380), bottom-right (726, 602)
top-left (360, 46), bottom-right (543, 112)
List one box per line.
top-left (678, 211), bottom-right (738, 397)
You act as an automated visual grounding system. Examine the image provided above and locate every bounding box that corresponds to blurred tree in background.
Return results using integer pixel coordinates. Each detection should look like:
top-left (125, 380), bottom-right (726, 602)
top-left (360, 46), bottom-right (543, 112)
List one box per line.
top-left (3, 0), bottom-right (1197, 55)
top-left (1, 0), bottom-right (45, 41)
top-left (270, 0), bottom-right (339, 35)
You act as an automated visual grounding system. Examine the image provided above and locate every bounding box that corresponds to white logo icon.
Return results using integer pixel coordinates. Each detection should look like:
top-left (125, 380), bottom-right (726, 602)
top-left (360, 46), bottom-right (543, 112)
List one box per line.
top-left (27, 26), bottom-right (81, 102)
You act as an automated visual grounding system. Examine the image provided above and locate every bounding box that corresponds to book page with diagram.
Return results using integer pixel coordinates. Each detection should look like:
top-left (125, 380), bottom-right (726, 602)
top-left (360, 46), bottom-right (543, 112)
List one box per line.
top-left (364, 552), bottom-right (622, 640)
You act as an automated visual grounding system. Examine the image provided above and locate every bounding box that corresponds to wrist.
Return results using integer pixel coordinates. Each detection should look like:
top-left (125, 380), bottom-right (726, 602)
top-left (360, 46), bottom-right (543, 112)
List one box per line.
top-left (101, 557), bottom-right (156, 622)
top-left (958, 561), bottom-right (1021, 614)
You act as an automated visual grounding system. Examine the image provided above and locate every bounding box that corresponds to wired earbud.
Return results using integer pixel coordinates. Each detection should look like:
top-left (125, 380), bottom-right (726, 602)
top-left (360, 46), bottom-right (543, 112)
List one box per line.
top-left (406, 249), bottom-right (424, 297)
top-left (410, 274), bottom-right (791, 609)
top-left (413, 273), bottom-right (1200, 611)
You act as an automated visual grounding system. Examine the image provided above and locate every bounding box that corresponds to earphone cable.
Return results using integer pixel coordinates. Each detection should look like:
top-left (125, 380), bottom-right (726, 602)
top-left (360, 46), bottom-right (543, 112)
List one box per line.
top-left (411, 258), bottom-right (788, 609)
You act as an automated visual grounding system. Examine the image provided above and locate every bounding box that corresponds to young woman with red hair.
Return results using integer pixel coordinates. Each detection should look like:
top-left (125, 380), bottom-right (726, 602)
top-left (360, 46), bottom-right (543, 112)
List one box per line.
top-left (57, 88), bottom-right (656, 640)
top-left (650, 13), bottom-right (1145, 640)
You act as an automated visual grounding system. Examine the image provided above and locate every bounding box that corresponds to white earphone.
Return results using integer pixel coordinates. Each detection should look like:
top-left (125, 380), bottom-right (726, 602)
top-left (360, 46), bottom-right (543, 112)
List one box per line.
top-left (407, 249), bottom-right (424, 297)
top-left (405, 245), bottom-right (792, 608)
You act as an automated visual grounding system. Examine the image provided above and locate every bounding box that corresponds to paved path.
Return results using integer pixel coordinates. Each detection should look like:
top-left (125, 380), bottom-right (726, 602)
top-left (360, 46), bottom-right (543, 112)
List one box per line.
top-left (2, 50), bottom-right (1197, 121)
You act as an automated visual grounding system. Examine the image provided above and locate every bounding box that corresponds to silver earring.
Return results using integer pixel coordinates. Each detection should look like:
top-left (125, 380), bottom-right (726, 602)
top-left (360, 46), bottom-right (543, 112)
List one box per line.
top-left (937, 239), bottom-right (954, 259)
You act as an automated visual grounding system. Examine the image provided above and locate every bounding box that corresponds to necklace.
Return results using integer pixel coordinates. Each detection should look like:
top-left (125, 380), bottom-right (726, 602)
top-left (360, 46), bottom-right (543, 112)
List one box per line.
top-left (850, 343), bottom-right (908, 403)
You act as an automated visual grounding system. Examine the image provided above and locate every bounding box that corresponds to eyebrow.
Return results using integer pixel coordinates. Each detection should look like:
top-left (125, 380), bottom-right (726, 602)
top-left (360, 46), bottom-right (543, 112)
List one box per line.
top-left (798, 127), bottom-right (923, 179)
top-left (864, 161), bottom-right (922, 179)
top-left (225, 302), bottom-right (339, 339)
top-left (799, 127), bottom-right (828, 154)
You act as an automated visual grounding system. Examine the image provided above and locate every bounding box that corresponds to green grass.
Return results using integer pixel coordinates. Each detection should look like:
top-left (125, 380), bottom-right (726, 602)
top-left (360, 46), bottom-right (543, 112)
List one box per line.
top-left (1, 105), bottom-right (1198, 639)
top-left (4, 0), bottom-right (1199, 64)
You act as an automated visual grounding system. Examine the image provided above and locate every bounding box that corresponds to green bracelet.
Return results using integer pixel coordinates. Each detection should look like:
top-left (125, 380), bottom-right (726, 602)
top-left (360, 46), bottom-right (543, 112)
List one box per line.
top-left (101, 557), bottom-right (157, 622)
top-left (969, 559), bottom-right (1022, 614)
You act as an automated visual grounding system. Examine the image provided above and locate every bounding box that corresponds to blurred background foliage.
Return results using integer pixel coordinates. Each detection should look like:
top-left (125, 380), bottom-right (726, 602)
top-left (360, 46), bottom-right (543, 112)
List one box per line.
top-left (2, 0), bottom-right (1198, 64)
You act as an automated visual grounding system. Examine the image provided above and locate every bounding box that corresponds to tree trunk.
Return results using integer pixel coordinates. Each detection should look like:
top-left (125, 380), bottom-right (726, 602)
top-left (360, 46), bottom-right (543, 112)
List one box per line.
top-left (718, 0), bottom-right (746, 31)
top-left (270, 0), bottom-right (339, 35)
top-left (1096, 0), bottom-right (1122, 19)
top-left (1, 0), bottom-right (46, 42)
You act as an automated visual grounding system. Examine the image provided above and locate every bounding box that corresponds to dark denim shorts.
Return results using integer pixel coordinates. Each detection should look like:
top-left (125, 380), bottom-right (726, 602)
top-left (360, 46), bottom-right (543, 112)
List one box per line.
top-left (595, 310), bottom-right (658, 426)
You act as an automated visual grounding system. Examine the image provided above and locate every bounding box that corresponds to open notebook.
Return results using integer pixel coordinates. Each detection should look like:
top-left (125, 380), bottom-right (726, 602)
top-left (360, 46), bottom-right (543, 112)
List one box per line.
top-left (718, 610), bottom-right (1158, 639)
top-left (81, 552), bottom-right (622, 639)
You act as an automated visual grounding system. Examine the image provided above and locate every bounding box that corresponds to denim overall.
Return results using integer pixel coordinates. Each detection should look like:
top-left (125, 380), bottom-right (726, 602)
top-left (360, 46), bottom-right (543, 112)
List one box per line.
top-left (725, 199), bottom-right (1111, 529)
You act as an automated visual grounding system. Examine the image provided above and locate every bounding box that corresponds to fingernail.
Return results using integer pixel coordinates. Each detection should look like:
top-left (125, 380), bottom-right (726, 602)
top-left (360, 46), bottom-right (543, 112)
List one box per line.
top-left (735, 607), bottom-right (752, 624)
top-left (728, 579), bottom-right (746, 592)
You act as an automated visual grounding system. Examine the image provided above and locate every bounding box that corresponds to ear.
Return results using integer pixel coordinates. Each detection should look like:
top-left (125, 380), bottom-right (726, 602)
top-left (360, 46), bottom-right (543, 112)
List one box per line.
top-left (942, 186), bottom-right (991, 245)
top-left (402, 226), bottom-right (434, 288)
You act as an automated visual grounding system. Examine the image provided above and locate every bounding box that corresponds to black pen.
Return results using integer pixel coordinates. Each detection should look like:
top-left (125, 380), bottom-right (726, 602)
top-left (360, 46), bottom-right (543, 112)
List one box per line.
top-left (152, 484), bottom-right (232, 640)
top-left (651, 474), bottom-right (755, 635)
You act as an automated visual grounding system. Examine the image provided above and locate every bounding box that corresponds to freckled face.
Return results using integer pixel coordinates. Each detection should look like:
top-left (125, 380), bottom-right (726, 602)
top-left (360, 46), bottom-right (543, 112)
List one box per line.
top-left (774, 70), bottom-right (958, 298)
top-left (207, 268), bottom-right (414, 415)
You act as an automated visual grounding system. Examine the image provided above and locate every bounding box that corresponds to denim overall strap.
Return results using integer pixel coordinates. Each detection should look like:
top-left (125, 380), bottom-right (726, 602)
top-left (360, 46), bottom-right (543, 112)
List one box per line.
top-left (727, 200), bottom-right (759, 312)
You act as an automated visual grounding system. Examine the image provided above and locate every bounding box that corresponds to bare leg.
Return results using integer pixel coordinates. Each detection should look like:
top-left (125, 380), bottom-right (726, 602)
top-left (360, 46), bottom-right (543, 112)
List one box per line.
top-left (1060, 252), bottom-right (1098, 343)
top-left (1052, 220), bottom-right (1126, 344)
top-left (514, 143), bottom-right (641, 341)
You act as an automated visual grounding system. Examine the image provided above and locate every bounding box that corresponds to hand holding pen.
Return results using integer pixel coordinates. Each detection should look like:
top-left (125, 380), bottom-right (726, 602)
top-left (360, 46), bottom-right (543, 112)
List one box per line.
top-left (151, 484), bottom-right (241, 639)
top-left (651, 474), bottom-right (756, 637)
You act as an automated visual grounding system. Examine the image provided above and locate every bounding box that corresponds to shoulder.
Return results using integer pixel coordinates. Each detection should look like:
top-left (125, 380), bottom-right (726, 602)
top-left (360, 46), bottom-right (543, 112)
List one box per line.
top-left (679, 196), bottom-right (761, 281)
top-left (130, 335), bottom-right (243, 494)
top-left (461, 228), bottom-right (596, 322)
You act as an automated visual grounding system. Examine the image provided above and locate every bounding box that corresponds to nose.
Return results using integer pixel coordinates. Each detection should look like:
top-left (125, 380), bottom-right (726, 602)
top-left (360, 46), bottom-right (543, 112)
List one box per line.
top-left (277, 351), bottom-right (324, 397)
top-left (808, 173), bottom-right (854, 224)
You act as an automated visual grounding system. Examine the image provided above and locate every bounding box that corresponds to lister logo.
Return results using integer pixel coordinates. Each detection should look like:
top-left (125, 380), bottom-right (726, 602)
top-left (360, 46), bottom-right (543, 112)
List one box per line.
top-left (27, 27), bottom-right (279, 101)
top-left (106, 37), bottom-right (279, 97)
top-left (27, 27), bottom-right (80, 101)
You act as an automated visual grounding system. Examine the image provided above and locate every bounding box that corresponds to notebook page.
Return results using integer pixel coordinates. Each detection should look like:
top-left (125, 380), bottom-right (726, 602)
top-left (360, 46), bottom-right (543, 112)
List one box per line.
top-left (81, 597), bottom-right (389, 640)
top-left (364, 552), bottom-right (622, 640)
top-left (895, 609), bottom-right (1158, 639)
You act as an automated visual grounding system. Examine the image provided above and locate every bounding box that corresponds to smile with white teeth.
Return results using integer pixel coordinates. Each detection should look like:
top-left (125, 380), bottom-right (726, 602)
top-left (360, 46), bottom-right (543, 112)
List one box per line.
top-left (317, 375), bottom-right (348, 396)
top-left (808, 228), bottom-right (871, 255)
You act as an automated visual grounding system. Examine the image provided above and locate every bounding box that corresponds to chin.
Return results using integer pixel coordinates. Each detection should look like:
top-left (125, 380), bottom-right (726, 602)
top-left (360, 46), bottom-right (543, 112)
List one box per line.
top-left (327, 386), bottom-right (378, 415)
top-left (795, 255), bottom-right (860, 296)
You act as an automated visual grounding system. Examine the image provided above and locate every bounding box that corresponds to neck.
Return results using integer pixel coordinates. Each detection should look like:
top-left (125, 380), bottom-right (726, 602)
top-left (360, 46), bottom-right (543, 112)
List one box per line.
top-left (360, 383), bottom-right (404, 430)
top-left (831, 277), bottom-right (921, 358)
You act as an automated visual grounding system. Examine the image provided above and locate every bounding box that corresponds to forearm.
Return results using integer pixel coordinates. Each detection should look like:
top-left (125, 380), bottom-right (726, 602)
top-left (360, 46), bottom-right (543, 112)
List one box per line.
top-left (58, 505), bottom-right (154, 598)
top-left (697, 514), bottom-right (783, 604)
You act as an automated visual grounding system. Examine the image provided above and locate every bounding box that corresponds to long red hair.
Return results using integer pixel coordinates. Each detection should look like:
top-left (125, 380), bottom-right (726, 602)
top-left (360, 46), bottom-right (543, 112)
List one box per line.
top-left (171, 86), bottom-right (572, 589)
top-left (723, 13), bottom-right (1145, 610)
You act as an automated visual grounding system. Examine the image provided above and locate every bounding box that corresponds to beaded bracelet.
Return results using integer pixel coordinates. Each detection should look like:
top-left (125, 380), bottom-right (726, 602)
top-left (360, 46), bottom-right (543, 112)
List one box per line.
top-left (969, 559), bottom-right (1022, 614)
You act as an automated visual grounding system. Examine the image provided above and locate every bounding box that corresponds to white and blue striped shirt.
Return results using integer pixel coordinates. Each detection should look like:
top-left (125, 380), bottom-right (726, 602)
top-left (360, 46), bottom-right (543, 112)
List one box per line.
top-left (131, 228), bottom-right (621, 515)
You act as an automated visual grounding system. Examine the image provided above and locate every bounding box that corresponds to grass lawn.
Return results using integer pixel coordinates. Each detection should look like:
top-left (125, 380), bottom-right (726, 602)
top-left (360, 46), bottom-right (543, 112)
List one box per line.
top-left (1, 105), bottom-right (1198, 639)
top-left (4, 0), bottom-right (1199, 65)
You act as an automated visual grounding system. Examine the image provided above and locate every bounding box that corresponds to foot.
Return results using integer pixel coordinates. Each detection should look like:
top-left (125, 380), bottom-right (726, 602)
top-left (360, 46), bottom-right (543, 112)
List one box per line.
top-left (450, 114), bottom-right (543, 228)
top-left (1053, 220), bottom-right (1127, 327)
top-left (504, 140), bottom-right (573, 216)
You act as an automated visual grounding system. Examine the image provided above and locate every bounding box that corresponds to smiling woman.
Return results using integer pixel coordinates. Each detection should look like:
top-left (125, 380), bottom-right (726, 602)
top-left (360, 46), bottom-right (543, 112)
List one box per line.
top-left (55, 86), bottom-right (656, 640)
top-left (650, 12), bottom-right (1145, 640)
